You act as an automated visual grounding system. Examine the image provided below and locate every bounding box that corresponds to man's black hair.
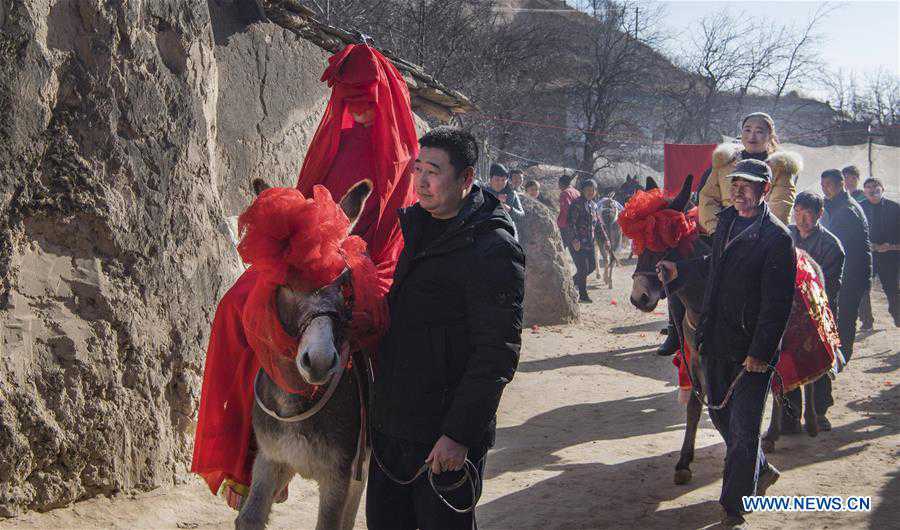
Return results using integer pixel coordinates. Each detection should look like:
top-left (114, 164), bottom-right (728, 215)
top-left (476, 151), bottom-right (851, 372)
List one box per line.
top-left (842, 165), bottom-right (861, 177)
top-left (820, 169), bottom-right (843, 183)
top-left (579, 178), bottom-right (597, 191)
top-left (419, 127), bottom-right (479, 175)
top-left (864, 177), bottom-right (884, 189)
top-left (795, 191), bottom-right (824, 214)
top-left (510, 168), bottom-right (525, 175)
top-left (558, 174), bottom-right (574, 187)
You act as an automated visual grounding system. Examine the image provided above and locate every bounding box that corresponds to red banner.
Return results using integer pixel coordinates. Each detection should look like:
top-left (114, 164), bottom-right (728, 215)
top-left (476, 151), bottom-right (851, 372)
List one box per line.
top-left (663, 144), bottom-right (716, 198)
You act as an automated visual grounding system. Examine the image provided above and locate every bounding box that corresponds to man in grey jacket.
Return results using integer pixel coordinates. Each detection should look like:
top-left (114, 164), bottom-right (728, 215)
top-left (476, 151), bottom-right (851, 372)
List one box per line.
top-left (789, 191), bottom-right (845, 431)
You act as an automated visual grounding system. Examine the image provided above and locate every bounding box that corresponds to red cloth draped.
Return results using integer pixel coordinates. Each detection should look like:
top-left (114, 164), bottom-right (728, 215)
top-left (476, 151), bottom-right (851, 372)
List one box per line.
top-left (674, 250), bottom-right (841, 394)
top-left (296, 44), bottom-right (419, 295)
top-left (663, 144), bottom-right (716, 197)
top-left (773, 250), bottom-right (841, 392)
top-left (192, 44), bottom-right (417, 496)
top-left (618, 188), bottom-right (699, 257)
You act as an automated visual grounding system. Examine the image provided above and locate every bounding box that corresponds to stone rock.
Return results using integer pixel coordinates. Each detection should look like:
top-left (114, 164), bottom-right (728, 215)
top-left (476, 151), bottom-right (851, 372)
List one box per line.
top-left (0, 0), bottom-right (333, 516)
top-left (517, 196), bottom-right (579, 326)
top-left (0, 0), bottom-right (434, 515)
top-left (209, 0), bottom-right (330, 216)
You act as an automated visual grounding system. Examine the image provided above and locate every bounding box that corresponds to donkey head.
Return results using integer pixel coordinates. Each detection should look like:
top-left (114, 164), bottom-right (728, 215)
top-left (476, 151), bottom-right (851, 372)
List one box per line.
top-left (629, 175), bottom-right (693, 312)
top-left (252, 178), bottom-right (373, 386)
top-left (275, 272), bottom-right (351, 385)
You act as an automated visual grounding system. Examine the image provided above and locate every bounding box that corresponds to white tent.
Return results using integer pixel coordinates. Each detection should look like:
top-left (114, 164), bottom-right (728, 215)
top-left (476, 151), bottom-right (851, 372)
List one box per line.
top-left (781, 143), bottom-right (900, 199)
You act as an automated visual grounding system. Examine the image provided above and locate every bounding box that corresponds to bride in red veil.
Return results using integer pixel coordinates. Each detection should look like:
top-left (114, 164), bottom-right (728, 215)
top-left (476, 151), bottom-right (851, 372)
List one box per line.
top-left (190, 43), bottom-right (419, 507)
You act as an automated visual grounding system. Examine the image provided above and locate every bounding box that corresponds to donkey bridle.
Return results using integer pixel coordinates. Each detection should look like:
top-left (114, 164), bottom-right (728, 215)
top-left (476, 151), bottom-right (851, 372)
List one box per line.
top-left (252, 278), bottom-right (352, 423)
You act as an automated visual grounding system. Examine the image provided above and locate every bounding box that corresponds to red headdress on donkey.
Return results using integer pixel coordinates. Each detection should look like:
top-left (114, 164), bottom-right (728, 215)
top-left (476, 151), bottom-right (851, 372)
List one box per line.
top-left (618, 176), bottom-right (699, 258)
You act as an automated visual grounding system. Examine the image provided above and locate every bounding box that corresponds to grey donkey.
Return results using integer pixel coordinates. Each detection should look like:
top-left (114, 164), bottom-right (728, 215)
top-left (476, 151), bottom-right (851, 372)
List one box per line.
top-left (236, 179), bottom-right (374, 530)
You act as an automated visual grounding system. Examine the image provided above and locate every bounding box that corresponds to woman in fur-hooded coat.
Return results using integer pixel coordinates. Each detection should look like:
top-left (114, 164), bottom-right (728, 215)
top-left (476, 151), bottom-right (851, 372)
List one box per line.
top-left (698, 112), bottom-right (803, 234)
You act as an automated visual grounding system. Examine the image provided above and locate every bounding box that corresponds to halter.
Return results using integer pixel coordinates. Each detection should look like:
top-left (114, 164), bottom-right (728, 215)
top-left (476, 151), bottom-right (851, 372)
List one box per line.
top-left (252, 269), bottom-right (353, 424)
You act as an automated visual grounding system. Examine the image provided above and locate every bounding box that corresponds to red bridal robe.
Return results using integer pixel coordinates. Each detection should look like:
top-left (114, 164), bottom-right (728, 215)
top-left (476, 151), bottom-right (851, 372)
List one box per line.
top-left (191, 44), bottom-right (418, 496)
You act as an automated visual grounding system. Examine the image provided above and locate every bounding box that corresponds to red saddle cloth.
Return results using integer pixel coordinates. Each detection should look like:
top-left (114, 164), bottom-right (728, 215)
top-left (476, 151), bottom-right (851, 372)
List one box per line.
top-left (674, 249), bottom-right (841, 394)
top-left (773, 249), bottom-right (842, 392)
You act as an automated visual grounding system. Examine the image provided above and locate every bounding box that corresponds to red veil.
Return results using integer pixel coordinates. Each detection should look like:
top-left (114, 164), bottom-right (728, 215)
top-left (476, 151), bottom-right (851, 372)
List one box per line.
top-left (297, 44), bottom-right (419, 295)
top-left (191, 44), bottom-right (418, 497)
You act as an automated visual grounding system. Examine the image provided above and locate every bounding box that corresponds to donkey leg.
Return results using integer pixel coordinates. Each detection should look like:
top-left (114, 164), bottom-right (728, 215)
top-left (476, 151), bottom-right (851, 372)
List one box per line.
top-left (316, 472), bottom-right (354, 530)
top-left (236, 455), bottom-right (293, 530)
top-left (675, 391), bottom-right (702, 485)
top-left (338, 453), bottom-right (370, 530)
top-left (804, 382), bottom-right (819, 437)
top-left (762, 396), bottom-right (781, 453)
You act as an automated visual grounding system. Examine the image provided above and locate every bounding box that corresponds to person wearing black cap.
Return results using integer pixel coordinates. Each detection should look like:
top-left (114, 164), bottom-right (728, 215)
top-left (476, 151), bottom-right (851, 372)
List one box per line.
top-left (658, 158), bottom-right (795, 528)
top-left (821, 168), bottom-right (872, 364)
top-left (567, 179), bottom-right (599, 302)
top-left (485, 162), bottom-right (524, 239)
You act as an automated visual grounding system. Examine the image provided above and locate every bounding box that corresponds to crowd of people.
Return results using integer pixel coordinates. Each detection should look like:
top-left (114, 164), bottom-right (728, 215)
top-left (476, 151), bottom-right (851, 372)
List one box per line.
top-left (654, 112), bottom-right (898, 528)
top-left (483, 112), bottom-right (897, 528)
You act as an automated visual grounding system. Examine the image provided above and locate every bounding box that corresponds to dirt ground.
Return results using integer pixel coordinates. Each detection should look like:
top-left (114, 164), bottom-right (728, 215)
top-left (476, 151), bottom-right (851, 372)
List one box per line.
top-left (3, 263), bottom-right (898, 530)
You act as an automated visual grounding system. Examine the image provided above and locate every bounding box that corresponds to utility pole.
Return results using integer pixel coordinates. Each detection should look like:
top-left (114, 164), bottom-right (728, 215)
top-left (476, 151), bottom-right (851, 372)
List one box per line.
top-left (634, 6), bottom-right (639, 39)
top-left (867, 123), bottom-right (873, 177)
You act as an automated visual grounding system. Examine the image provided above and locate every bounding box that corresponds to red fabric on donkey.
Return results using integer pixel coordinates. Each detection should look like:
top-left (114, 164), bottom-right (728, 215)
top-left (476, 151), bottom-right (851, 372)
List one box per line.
top-left (191, 44), bottom-right (418, 500)
top-left (671, 250), bottom-right (841, 393)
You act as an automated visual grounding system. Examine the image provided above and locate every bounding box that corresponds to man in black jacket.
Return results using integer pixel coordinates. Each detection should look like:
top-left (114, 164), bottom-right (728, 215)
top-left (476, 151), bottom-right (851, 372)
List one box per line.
top-left (367, 127), bottom-right (525, 530)
top-left (821, 169), bottom-right (872, 364)
top-left (788, 191), bottom-right (845, 431)
top-left (861, 177), bottom-right (900, 327)
top-left (659, 159), bottom-right (795, 527)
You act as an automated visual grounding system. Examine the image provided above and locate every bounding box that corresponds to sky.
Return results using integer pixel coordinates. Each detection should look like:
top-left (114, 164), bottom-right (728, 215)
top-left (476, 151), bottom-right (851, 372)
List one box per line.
top-left (654, 0), bottom-right (899, 97)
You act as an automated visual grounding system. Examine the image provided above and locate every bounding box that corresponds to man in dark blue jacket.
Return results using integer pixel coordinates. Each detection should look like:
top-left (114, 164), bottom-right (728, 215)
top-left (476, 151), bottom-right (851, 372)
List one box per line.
top-left (367, 127), bottom-right (525, 530)
top-left (861, 177), bottom-right (900, 327)
top-left (659, 159), bottom-right (795, 527)
top-left (821, 169), bottom-right (872, 364)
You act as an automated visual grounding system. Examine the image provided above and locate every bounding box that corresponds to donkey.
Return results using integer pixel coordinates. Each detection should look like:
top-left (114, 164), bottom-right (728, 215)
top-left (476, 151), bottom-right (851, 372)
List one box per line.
top-left (627, 176), bottom-right (820, 485)
top-left (236, 179), bottom-right (374, 530)
top-left (595, 196), bottom-right (622, 287)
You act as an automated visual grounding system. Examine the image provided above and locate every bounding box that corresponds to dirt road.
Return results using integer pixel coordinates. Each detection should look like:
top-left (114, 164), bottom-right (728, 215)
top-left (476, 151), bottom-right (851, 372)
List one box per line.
top-left (4, 264), bottom-right (898, 529)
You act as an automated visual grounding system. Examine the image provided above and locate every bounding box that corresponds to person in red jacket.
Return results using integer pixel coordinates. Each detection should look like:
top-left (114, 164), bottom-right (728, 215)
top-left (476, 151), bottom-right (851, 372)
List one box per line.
top-left (191, 43), bottom-right (419, 509)
top-left (557, 173), bottom-right (581, 246)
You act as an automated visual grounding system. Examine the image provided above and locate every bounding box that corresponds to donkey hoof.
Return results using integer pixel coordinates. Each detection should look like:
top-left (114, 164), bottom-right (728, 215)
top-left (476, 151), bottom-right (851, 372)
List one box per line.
top-left (235, 514), bottom-right (266, 530)
top-left (674, 468), bottom-right (692, 485)
top-left (761, 439), bottom-right (775, 453)
top-left (806, 422), bottom-right (819, 437)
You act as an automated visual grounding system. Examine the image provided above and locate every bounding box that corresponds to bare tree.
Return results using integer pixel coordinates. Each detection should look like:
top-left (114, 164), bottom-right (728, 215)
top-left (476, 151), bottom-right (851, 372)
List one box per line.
top-left (863, 68), bottom-right (900, 128)
top-left (662, 5), bottom-right (831, 143)
top-left (564, 0), bottom-right (665, 174)
top-left (768, 3), bottom-right (832, 109)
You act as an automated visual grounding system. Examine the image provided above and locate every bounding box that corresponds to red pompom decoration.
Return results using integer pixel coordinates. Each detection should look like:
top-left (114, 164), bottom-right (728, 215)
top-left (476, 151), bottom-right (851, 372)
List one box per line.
top-left (237, 185), bottom-right (388, 394)
top-left (618, 189), bottom-right (699, 256)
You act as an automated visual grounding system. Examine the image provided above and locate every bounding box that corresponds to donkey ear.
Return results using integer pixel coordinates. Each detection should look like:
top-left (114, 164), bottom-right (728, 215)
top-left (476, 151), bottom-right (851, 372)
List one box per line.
top-left (645, 177), bottom-right (659, 191)
top-left (252, 178), bottom-right (272, 196)
top-left (339, 179), bottom-right (373, 230)
top-left (670, 174), bottom-right (694, 212)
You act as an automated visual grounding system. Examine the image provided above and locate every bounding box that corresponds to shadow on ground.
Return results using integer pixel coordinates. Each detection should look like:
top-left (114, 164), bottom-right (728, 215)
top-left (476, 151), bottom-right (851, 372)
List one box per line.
top-left (484, 348), bottom-right (899, 529)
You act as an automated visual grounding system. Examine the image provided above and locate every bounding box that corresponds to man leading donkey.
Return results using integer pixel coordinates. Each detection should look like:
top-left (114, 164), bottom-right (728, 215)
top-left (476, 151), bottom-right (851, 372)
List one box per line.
top-left (658, 159), bottom-right (795, 528)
